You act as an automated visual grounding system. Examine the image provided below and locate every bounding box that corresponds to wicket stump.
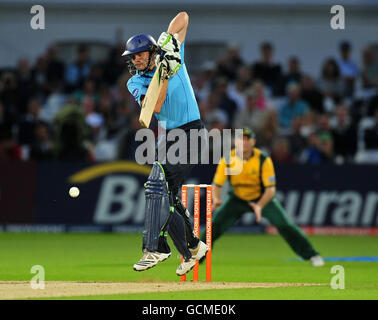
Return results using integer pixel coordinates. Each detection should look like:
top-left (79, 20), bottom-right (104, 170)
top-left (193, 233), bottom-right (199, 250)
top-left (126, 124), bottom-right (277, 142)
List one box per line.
top-left (180, 184), bottom-right (212, 282)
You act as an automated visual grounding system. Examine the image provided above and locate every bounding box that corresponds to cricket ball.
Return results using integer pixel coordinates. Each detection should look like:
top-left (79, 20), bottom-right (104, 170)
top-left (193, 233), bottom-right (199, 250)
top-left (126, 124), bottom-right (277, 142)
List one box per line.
top-left (69, 187), bottom-right (80, 198)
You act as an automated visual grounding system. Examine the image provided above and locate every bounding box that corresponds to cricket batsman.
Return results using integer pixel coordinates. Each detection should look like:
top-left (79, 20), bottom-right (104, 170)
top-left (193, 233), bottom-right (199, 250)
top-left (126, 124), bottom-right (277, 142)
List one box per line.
top-left (200, 127), bottom-right (325, 267)
top-left (123, 12), bottom-right (209, 276)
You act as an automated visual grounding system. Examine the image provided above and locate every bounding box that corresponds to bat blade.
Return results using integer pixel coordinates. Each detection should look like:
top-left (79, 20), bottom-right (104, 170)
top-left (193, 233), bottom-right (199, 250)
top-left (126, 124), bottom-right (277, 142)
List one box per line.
top-left (139, 63), bottom-right (167, 128)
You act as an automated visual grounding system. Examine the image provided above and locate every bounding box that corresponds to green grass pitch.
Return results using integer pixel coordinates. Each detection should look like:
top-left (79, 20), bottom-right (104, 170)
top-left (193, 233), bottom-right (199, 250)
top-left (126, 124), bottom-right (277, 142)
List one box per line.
top-left (0, 233), bottom-right (377, 299)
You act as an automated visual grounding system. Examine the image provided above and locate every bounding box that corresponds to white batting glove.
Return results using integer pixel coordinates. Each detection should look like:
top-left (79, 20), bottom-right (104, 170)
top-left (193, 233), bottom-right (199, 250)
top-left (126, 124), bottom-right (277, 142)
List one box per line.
top-left (157, 32), bottom-right (181, 53)
top-left (155, 51), bottom-right (182, 79)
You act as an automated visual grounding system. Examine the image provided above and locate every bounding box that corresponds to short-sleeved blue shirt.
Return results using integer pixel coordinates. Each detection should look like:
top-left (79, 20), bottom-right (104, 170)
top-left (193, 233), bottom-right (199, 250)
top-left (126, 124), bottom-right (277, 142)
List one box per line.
top-left (127, 41), bottom-right (201, 130)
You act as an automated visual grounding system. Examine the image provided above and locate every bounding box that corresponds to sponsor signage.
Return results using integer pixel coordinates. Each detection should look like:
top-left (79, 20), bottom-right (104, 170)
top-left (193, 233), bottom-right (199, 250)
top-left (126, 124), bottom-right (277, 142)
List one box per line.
top-left (0, 162), bottom-right (377, 230)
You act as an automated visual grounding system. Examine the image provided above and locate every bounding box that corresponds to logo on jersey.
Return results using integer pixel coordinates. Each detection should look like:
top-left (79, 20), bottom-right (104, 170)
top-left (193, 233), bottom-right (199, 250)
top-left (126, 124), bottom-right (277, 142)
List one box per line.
top-left (132, 88), bottom-right (139, 98)
top-left (268, 176), bottom-right (276, 183)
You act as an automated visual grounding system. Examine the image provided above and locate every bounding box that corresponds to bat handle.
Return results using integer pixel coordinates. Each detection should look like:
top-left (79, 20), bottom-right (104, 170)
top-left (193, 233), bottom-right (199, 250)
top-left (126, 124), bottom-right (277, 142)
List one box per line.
top-left (158, 47), bottom-right (165, 60)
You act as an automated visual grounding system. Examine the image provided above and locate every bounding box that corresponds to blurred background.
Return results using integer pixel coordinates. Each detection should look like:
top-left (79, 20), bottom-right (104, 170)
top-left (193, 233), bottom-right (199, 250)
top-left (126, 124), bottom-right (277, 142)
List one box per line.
top-left (0, 0), bottom-right (377, 234)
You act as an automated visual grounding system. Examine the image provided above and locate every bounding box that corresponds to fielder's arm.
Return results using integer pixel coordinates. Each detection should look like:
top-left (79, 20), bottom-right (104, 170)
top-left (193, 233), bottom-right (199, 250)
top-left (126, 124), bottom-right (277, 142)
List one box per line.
top-left (249, 187), bottom-right (276, 223)
top-left (255, 186), bottom-right (276, 209)
top-left (212, 184), bottom-right (223, 211)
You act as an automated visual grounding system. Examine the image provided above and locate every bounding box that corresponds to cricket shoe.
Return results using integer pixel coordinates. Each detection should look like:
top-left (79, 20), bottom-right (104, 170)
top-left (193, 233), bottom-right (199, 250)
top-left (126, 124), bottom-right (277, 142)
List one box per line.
top-left (176, 241), bottom-right (209, 276)
top-left (133, 250), bottom-right (171, 271)
top-left (190, 240), bottom-right (209, 260)
top-left (310, 255), bottom-right (325, 267)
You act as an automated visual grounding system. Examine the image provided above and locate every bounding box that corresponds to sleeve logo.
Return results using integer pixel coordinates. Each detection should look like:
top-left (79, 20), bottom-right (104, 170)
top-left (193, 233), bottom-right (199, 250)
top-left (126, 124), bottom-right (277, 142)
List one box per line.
top-left (132, 88), bottom-right (139, 98)
top-left (268, 176), bottom-right (276, 183)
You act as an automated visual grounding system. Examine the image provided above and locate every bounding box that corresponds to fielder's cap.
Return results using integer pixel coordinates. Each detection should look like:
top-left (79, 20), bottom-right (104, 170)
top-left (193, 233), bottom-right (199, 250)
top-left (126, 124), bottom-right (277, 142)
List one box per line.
top-left (241, 127), bottom-right (256, 139)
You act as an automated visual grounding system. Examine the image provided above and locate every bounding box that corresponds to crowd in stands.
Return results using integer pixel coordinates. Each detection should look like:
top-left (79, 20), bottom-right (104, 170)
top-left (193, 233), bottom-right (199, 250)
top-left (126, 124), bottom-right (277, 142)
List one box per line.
top-left (0, 40), bottom-right (377, 164)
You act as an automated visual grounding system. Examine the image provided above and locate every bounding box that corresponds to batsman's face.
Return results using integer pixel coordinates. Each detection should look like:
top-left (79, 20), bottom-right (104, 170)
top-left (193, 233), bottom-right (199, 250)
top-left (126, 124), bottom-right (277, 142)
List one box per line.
top-left (130, 51), bottom-right (150, 70)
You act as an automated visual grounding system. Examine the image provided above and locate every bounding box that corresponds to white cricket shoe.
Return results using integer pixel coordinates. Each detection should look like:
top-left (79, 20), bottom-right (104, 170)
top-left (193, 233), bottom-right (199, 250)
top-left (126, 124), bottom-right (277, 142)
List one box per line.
top-left (310, 255), bottom-right (325, 267)
top-left (133, 250), bottom-right (171, 271)
top-left (190, 240), bottom-right (209, 260)
top-left (176, 241), bottom-right (209, 276)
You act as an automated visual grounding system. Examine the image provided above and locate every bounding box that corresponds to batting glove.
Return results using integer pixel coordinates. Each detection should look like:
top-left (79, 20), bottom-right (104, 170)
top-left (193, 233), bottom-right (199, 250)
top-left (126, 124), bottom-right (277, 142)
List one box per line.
top-left (157, 32), bottom-right (181, 53)
top-left (155, 51), bottom-right (182, 79)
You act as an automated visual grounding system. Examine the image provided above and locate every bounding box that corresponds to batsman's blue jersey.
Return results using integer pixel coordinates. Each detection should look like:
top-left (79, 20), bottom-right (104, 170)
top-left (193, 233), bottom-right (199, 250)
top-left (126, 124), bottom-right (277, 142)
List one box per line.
top-left (127, 41), bottom-right (201, 130)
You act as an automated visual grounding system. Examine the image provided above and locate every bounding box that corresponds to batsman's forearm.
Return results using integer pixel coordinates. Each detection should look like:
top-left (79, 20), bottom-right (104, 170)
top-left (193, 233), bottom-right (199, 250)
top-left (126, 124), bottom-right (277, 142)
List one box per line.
top-left (154, 79), bottom-right (169, 113)
top-left (256, 187), bottom-right (276, 209)
top-left (167, 12), bottom-right (189, 34)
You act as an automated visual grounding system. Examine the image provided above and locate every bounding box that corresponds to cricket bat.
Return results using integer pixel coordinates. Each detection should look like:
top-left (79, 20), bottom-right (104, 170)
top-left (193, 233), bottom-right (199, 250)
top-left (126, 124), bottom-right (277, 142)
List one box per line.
top-left (139, 62), bottom-right (168, 128)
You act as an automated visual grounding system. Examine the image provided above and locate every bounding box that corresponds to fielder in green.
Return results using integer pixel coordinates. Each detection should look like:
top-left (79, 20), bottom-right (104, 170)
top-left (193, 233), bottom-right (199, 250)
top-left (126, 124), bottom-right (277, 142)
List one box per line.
top-left (200, 127), bottom-right (324, 266)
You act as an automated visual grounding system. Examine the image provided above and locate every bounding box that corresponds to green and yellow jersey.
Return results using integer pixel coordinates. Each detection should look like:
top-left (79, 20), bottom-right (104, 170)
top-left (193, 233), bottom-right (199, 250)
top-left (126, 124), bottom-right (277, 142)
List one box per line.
top-left (213, 148), bottom-right (276, 201)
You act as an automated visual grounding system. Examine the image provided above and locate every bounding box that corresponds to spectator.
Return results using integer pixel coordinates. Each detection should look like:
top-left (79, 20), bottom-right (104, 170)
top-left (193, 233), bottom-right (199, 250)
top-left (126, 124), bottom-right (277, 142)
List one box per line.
top-left (45, 45), bottom-right (65, 88)
top-left (360, 46), bottom-right (378, 90)
top-left (279, 82), bottom-right (309, 129)
top-left (102, 43), bottom-right (127, 85)
top-left (114, 99), bottom-right (132, 134)
top-left (330, 105), bottom-right (358, 163)
top-left (316, 113), bottom-right (332, 137)
top-left (317, 132), bottom-right (335, 163)
top-left (0, 138), bottom-right (22, 161)
top-left (227, 65), bottom-right (252, 111)
top-left (270, 137), bottom-right (293, 163)
top-left (336, 41), bottom-right (358, 97)
top-left (251, 42), bottom-right (282, 96)
top-left (226, 43), bottom-right (245, 71)
top-left (0, 101), bottom-right (21, 161)
top-left (31, 55), bottom-right (48, 98)
top-left (200, 91), bottom-right (228, 128)
top-left (97, 87), bottom-right (117, 137)
top-left (233, 89), bottom-right (266, 132)
top-left (54, 103), bottom-right (92, 161)
top-left (279, 56), bottom-right (303, 96)
top-left (366, 78), bottom-right (378, 117)
top-left (363, 109), bottom-right (378, 150)
top-left (16, 58), bottom-right (35, 114)
top-left (250, 80), bottom-right (275, 110)
top-left (301, 74), bottom-right (324, 114)
top-left (0, 101), bottom-right (13, 141)
top-left (215, 44), bottom-right (244, 81)
top-left (74, 79), bottom-right (98, 115)
top-left (0, 72), bottom-right (19, 117)
top-left (29, 121), bottom-right (54, 161)
top-left (88, 63), bottom-right (105, 90)
top-left (0, 39), bottom-right (377, 165)
top-left (86, 112), bottom-right (106, 145)
top-left (317, 58), bottom-right (344, 111)
top-left (65, 44), bottom-right (91, 92)
top-left (111, 72), bottom-right (133, 104)
top-left (300, 110), bottom-right (318, 138)
top-left (287, 116), bottom-right (307, 160)
top-left (213, 77), bottom-right (238, 127)
top-left (208, 116), bottom-right (227, 165)
top-left (193, 61), bottom-right (216, 103)
top-left (256, 110), bottom-right (279, 153)
top-left (18, 97), bottom-right (43, 145)
top-left (40, 81), bottom-right (66, 124)
top-left (117, 113), bottom-right (143, 160)
top-left (86, 111), bottom-right (117, 161)
top-left (299, 132), bottom-right (334, 164)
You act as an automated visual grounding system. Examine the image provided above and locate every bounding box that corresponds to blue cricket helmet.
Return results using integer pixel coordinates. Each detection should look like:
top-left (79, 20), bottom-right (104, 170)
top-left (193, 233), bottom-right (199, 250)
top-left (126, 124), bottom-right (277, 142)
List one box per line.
top-left (122, 34), bottom-right (157, 57)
